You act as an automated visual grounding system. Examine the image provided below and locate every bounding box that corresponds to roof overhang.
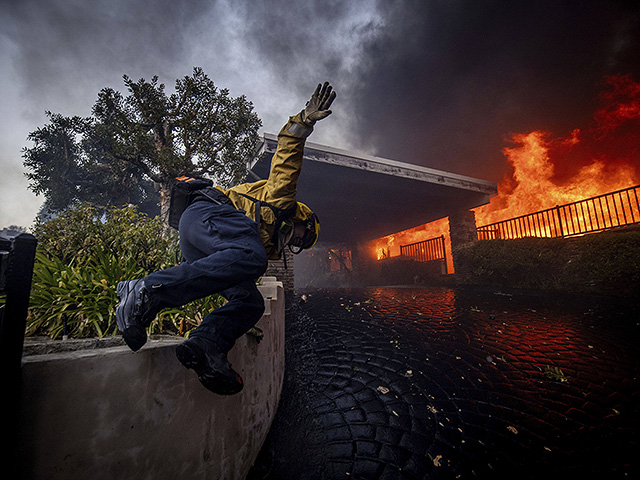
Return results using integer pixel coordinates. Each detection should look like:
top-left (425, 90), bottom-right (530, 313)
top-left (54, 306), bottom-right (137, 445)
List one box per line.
top-left (249, 133), bottom-right (497, 244)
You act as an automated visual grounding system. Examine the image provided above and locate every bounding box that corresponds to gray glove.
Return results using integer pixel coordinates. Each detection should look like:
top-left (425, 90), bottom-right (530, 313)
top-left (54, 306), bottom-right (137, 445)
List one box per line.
top-left (301, 82), bottom-right (336, 126)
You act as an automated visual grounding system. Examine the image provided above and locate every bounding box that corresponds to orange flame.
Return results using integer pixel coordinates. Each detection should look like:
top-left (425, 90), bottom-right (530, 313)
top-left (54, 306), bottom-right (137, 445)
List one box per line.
top-left (373, 218), bottom-right (453, 273)
top-left (372, 74), bottom-right (640, 270)
top-left (474, 130), bottom-right (637, 227)
top-left (476, 74), bottom-right (640, 226)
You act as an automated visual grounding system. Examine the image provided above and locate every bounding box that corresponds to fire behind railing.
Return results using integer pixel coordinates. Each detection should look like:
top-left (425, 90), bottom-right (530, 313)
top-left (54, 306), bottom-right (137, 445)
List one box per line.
top-left (477, 184), bottom-right (640, 240)
top-left (400, 235), bottom-right (447, 272)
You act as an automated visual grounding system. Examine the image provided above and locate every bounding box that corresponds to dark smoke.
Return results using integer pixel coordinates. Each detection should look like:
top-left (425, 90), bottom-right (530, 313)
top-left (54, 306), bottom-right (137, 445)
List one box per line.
top-left (238, 1), bottom-right (378, 99)
top-left (344, 1), bottom-right (640, 182)
top-left (12, 0), bottom-right (639, 185)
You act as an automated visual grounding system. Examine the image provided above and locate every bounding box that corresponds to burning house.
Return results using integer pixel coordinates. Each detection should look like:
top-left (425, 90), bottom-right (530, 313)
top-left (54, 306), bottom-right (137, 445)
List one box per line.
top-left (249, 75), bottom-right (640, 290)
top-left (370, 75), bottom-right (640, 283)
top-left (247, 134), bottom-right (497, 287)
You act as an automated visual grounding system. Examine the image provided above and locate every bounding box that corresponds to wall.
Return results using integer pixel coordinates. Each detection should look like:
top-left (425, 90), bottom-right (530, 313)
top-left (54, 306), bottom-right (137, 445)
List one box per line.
top-left (16, 277), bottom-right (285, 480)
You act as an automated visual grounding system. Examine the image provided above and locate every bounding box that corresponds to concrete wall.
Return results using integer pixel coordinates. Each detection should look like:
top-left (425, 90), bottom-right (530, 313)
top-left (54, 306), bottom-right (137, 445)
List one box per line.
top-left (17, 277), bottom-right (285, 480)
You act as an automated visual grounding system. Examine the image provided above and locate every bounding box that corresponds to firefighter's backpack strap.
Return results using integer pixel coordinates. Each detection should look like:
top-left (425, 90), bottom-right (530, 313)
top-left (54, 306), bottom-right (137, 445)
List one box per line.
top-left (237, 193), bottom-right (295, 228)
top-left (237, 193), bottom-right (296, 267)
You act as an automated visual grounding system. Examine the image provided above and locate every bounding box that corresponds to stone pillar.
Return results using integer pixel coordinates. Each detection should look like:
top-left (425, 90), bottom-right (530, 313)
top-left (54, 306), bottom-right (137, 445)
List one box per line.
top-left (265, 250), bottom-right (295, 292)
top-left (448, 209), bottom-right (478, 272)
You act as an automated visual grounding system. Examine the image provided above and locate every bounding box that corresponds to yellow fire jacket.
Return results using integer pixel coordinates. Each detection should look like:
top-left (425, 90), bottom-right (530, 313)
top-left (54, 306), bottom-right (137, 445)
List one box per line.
top-left (217, 113), bottom-right (314, 260)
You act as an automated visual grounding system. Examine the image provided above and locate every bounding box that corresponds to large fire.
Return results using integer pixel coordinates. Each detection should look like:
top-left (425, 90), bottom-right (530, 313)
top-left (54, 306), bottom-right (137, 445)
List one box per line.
top-left (373, 74), bottom-right (640, 271)
top-left (374, 217), bottom-right (451, 265)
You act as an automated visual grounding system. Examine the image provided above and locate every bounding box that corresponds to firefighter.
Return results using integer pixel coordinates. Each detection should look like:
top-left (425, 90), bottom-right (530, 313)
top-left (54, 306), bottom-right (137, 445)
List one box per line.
top-left (115, 82), bottom-right (335, 395)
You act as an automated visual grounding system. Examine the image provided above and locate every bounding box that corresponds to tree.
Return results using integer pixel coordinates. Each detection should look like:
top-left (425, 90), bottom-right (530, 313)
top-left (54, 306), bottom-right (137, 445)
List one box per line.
top-left (23, 67), bottom-right (262, 221)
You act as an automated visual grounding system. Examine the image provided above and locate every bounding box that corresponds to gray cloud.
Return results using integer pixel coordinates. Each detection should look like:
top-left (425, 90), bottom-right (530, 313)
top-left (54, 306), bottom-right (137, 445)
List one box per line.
top-left (6, 0), bottom-right (212, 114)
top-left (1, 0), bottom-right (214, 226)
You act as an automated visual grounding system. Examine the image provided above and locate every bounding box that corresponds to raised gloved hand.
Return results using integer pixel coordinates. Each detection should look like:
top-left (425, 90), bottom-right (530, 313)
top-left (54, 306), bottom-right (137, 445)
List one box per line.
top-left (301, 82), bottom-right (336, 126)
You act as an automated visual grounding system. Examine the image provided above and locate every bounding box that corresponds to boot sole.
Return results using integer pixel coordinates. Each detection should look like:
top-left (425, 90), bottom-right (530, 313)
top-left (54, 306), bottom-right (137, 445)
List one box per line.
top-left (176, 341), bottom-right (243, 395)
top-left (175, 341), bottom-right (203, 370)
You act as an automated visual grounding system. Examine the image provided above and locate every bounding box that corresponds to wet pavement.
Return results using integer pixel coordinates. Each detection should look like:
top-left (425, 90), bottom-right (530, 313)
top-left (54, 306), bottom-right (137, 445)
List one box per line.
top-left (247, 287), bottom-right (640, 479)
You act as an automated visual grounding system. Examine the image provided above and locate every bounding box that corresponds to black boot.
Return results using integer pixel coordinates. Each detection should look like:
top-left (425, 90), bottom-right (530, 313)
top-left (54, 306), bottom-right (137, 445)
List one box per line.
top-left (175, 336), bottom-right (244, 395)
top-left (115, 279), bottom-right (156, 351)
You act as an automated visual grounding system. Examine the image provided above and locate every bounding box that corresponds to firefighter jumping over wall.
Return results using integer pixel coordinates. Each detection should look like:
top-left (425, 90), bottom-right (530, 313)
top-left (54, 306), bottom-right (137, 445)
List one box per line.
top-left (115, 82), bottom-right (336, 395)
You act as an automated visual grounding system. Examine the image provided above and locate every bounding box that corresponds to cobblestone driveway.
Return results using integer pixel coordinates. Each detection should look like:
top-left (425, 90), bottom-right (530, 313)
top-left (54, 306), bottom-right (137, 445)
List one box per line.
top-left (249, 287), bottom-right (639, 479)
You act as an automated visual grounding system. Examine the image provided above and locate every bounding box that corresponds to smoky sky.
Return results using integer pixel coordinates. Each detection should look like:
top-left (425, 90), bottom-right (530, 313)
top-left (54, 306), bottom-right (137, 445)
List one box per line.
top-left (342, 0), bottom-right (640, 181)
top-left (1, 0), bottom-right (639, 226)
top-left (236, 0), bottom-right (640, 181)
top-left (3, 0), bottom-right (212, 113)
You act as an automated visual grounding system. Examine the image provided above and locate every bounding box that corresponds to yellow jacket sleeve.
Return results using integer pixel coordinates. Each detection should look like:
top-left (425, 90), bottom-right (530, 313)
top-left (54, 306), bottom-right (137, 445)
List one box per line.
top-left (219, 112), bottom-right (312, 258)
top-left (262, 112), bottom-right (310, 210)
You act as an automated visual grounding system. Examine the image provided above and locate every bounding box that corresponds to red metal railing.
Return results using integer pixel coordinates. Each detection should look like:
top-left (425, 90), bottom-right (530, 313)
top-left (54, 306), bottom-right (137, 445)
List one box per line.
top-left (477, 184), bottom-right (640, 240)
top-left (400, 235), bottom-right (447, 271)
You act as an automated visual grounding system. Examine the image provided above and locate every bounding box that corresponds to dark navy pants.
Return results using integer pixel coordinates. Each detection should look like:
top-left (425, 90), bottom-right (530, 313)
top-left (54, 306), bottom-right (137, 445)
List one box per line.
top-left (144, 200), bottom-right (268, 352)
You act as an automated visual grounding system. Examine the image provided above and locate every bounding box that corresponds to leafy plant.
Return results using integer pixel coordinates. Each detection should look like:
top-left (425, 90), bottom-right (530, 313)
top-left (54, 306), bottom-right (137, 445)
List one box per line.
top-left (27, 203), bottom-right (225, 339)
top-left (32, 203), bottom-right (180, 271)
top-left (157, 295), bottom-right (227, 337)
top-left (28, 247), bottom-right (144, 338)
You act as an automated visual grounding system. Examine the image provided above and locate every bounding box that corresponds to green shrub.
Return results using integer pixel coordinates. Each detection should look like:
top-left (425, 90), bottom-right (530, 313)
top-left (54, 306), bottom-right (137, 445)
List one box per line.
top-left (33, 204), bottom-right (179, 272)
top-left (453, 238), bottom-right (567, 289)
top-left (453, 230), bottom-right (640, 296)
top-left (28, 204), bottom-right (225, 339)
top-left (560, 230), bottom-right (640, 296)
top-left (28, 246), bottom-right (144, 338)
